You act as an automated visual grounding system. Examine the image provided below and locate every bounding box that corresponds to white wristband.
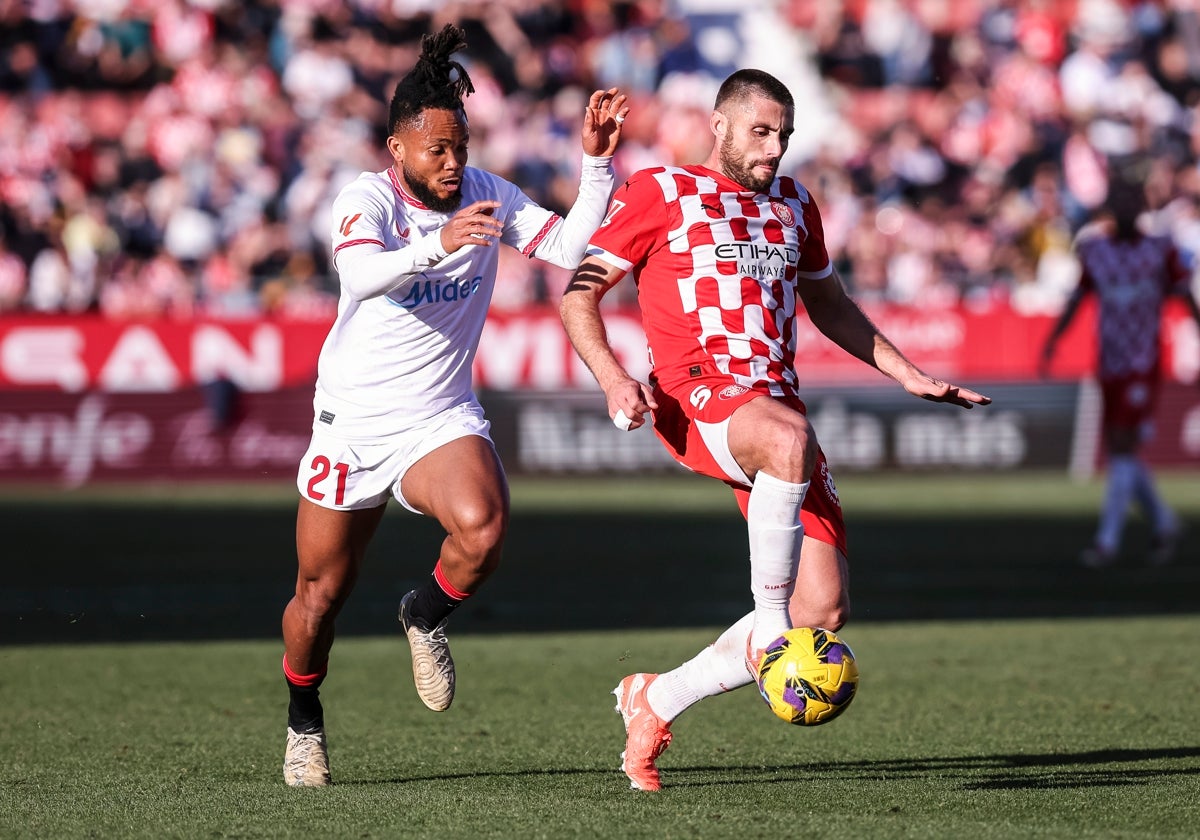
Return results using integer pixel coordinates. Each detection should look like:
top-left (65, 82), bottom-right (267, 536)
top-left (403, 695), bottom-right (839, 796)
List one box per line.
top-left (613, 410), bottom-right (634, 431)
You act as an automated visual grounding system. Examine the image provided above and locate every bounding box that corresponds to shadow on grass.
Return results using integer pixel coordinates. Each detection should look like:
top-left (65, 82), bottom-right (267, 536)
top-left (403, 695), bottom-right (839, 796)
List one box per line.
top-left (340, 746), bottom-right (1200, 790)
top-left (3, 504), bottom-right (1198, 643)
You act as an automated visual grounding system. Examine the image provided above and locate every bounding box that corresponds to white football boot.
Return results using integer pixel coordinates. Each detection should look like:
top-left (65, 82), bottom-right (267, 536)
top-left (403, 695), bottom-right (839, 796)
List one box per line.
top-left (398, 590), bottom-right (456, 711)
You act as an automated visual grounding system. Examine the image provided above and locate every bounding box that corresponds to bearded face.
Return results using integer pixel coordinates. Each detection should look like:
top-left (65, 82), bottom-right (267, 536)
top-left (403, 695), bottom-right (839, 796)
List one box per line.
top-left (403, 159), bottom-right (464, 213)
top-left (389, 108), bottom-right (469, 213)
top-left (715, 95), bottom-right (793, 192)
top-left (718, 130), bottom-right (780, 192)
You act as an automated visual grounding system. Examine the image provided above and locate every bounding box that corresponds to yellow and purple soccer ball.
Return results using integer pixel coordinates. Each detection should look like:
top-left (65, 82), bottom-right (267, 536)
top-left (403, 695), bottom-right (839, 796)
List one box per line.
top-left (755, 627), bottom-right (859, 726)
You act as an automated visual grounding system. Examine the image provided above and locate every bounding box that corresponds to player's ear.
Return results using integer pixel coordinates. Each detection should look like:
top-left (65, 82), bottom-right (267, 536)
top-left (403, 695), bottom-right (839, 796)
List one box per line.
top-left (710, 110), bottom-right (727, 140)
top-left (386, 134), bottom-right (405, 165)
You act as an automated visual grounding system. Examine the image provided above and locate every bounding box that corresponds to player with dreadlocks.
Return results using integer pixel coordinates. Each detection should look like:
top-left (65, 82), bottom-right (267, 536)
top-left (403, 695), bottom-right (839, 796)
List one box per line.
top-left (281, 23), bottom-right (628, 786)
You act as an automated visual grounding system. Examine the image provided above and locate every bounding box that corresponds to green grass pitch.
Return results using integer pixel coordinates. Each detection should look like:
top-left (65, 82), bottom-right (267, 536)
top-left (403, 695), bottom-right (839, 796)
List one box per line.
top-left (3, 619), bottom-right (1199, 839)
top-left (1, 470), bottom-right (1198, 838)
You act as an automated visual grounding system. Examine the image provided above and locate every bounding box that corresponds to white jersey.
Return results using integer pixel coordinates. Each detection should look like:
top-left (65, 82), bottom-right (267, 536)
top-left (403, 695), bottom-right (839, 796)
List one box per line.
top-left (314, 159), bottom-right (613, 439)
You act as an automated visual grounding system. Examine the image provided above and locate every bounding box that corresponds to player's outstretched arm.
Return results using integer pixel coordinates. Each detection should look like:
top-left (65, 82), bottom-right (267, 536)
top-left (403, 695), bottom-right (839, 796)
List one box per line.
top-left (799, 269), bottom-right (991, 410)
top-left (560, 257), bottom-right (657, 430)
top-left (894, 369), bottom-right (992, 409)
top-left (526, 88), bottom-right (628, 270)
top-left (334, 195), bottom-right (506, 300)
top-left (1039, 286), bottom-right (1086, 377)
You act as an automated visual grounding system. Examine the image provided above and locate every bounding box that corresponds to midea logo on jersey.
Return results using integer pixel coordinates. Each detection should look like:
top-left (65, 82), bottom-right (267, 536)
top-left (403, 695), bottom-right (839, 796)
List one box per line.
top-left (393, 275), bottom-right (483, 308)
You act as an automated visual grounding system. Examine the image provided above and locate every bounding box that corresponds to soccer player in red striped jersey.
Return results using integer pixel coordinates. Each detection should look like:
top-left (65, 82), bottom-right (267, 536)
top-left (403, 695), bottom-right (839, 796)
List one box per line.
top-left (280, 25), bottom-right (628, 786)
top-left (1042, 171), bottom-right (1200, 568)
top-left (560, 68), bottom-right (991, 791)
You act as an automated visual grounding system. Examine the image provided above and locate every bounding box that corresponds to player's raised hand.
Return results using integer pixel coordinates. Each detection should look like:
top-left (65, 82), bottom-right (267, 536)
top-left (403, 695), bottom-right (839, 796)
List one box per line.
top-left (440, 200), bottom-right (504, 253)
top-left (607, 377), bottom-right (657, 431)
top-left (581, 88), bottom-right (629, 158)
top-left (903, 371), bottom-right (992, 409)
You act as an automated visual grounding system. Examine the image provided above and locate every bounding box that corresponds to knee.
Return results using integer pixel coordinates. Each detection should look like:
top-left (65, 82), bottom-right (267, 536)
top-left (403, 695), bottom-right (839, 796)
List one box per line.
top-left (818, 601), bottom-right (850, 633)
top-left (760, 415), bottom-right (817, 482)
top-left (790, 592), bottom-right (850, 632)
top-left (453, 503), bottom-right (508, 572)
top-left (296, 571), bottom-right (355, 622)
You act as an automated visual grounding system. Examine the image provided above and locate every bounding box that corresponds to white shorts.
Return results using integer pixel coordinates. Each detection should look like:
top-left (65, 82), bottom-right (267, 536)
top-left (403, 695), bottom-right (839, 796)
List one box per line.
top-left (296, 400), bottom-right (493, 514)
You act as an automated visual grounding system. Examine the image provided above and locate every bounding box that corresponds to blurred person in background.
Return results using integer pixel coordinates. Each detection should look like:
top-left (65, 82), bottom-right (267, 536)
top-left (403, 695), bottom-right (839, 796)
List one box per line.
top-left (0, 229), bottom-right (27, 311)
top-left (1041, 166), bottom-right (1200, 568)
top-left (4, 3), bottom-right (1200, 317)
top-left (560, 67), bottom-right (990, 792)
top-left (279, 24), bottom-right (628, 787)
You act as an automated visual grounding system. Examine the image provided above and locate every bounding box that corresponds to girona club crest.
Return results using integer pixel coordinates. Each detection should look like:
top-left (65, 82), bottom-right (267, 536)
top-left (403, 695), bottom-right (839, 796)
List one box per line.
top-left (818, 459), bottom-right (841, 507)
top-left (769, 200), bottom-right (795, 227)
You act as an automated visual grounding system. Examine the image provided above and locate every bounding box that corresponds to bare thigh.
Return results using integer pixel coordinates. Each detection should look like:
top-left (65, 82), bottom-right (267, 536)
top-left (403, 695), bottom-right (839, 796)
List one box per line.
top-left (399, 434), bottom-right (510, 589)
top-left (295, 497), bottom-right (387, 591)
top-left (727, 395), bottom-right (817, 484)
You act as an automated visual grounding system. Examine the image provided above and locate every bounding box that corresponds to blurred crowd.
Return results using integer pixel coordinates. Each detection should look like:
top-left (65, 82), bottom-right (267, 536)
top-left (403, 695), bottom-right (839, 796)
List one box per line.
top-left (1, 0), bottom-right (1199, 321)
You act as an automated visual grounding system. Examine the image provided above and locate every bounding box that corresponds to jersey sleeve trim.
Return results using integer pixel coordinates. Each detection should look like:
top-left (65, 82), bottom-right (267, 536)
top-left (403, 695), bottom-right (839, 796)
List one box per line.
top-left (335, 238), bottom-right (385, 255)
top-left (796, 262), bottom-right (833, 280)
top-left (583, 245), bottom-right (633, 272)
top-left (332, 239), bottom-right (386, 272)
top-left (522, 214), bottom-right (562, 257)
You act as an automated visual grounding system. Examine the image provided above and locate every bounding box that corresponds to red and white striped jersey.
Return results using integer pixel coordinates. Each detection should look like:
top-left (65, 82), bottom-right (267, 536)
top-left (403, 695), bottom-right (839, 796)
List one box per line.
top-left (585, 164), bottom-right (832, 398)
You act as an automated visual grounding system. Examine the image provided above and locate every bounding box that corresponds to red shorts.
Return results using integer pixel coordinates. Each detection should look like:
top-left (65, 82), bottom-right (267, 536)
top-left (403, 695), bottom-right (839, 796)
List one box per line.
top-left (650, 374), bottom-right (847, 557)
top-left (1100, 373), bottom-right (1159, 431)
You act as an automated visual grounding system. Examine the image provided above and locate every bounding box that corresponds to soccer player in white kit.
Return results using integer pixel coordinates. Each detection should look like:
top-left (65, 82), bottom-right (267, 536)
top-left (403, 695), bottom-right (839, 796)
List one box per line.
top-left (280, 24), bottom-right (629, 786)
top-left (561, 69), bottom-right (990, 791)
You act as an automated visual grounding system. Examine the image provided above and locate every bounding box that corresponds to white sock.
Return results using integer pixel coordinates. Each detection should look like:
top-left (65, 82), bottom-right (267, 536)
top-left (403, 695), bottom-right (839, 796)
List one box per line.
top-left (646, 613), bottom-right (756, 722)
top-left (1097, 455), bottom-right (1138, 553)
top-left (746, 471), bottom-right (808, 650)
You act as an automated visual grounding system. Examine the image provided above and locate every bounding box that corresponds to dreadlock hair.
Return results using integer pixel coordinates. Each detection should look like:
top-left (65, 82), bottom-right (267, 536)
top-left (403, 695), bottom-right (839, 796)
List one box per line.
top-left (388, 24), bottom-right (476, 135)
top-left (714, 69), bottom-right (794, 112)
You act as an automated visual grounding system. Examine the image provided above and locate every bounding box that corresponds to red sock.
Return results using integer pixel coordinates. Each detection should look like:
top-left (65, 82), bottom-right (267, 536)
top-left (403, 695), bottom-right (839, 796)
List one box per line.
top-left (408, 559), bottom-right (470, 630)
top-left (433, 559), bottom-right (470, 601)
top-left (282, 653), bottom-right (326, 688)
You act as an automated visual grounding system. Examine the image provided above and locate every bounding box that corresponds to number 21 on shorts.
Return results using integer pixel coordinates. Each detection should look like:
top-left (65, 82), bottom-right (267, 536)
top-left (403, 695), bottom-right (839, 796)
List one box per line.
top-left (305, 455), bottom-right (349, 506)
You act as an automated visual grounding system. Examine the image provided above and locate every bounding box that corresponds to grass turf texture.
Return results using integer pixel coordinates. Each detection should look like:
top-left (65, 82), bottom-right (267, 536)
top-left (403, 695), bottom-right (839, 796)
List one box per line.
top-left (2, 471), bottom-right (1199, 837)
top-left (6, 469), bottom-right (1199, 516)
top-left (2, 618), bottom-right (1199, 839)
top-left (3, 471), bottom-right (1198, 642)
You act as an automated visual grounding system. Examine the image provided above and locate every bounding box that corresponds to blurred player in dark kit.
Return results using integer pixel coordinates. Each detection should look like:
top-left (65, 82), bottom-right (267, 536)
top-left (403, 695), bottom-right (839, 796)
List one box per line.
top-left (1042, 171), bottom-right (1200, 568)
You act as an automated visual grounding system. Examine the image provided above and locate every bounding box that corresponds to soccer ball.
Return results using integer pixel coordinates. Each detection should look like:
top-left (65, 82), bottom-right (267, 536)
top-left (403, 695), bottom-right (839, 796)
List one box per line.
top-left (755, 627), bottom-right (859, 726)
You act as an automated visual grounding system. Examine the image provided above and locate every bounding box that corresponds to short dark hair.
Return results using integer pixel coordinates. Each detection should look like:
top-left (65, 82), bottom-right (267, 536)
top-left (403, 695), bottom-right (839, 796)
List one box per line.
top-left (387, 24), bottom-right (476, 135)
top-left (714, 69), bottom-right (794, 112)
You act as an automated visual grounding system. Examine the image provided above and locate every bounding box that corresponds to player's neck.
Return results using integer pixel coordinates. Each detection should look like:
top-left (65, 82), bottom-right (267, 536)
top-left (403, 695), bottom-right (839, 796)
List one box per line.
top-left (1113, 222), bottom-right (1141, 241)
